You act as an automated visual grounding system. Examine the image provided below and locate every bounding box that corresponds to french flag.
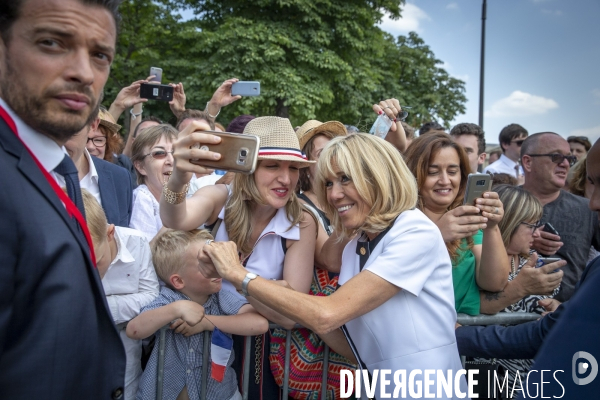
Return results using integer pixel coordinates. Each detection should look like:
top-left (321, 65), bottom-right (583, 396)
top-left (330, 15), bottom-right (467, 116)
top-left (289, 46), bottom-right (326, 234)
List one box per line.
top-left (211, 327), bottom-right (233, 382)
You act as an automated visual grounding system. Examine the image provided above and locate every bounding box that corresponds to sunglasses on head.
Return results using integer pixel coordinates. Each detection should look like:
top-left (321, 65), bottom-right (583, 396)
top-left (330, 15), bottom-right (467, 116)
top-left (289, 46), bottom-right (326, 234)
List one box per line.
top-left (142, 150), bottom-right (174, 160)
top-left (526, 153), bottom-right (577, 166)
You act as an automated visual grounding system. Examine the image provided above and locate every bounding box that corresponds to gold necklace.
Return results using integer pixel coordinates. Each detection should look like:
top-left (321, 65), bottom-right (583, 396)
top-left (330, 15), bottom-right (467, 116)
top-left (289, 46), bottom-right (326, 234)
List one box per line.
top-left (511, 255), bottom-right (516, 275)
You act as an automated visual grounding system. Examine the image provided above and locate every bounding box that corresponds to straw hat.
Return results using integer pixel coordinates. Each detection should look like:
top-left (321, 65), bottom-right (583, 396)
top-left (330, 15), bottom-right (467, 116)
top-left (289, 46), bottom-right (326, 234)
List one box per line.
top-left (295, 120), bottom-right (347, 149)
top-left (243, 116), bottom-right (315, 166)
top-left (98, 108), bottom-right (121, 134)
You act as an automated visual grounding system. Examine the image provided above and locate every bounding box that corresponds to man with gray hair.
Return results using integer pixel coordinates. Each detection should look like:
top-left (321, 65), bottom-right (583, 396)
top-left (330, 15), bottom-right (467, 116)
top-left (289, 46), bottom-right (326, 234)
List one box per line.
top-left (521, 132), bottom-right (600, 302)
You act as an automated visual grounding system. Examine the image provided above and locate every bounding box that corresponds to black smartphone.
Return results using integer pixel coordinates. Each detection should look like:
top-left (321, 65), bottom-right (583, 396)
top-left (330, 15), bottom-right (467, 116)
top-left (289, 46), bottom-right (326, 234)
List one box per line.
top-left (542, 223), bottom-right (559, 236)
top-left (140, 83), bottom-right (173, 102)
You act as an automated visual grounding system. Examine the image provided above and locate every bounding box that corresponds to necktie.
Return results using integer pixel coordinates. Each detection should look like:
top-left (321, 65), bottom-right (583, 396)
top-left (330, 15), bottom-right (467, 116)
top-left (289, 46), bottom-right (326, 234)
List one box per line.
top-left (54, 155), bottom-right (87, 221)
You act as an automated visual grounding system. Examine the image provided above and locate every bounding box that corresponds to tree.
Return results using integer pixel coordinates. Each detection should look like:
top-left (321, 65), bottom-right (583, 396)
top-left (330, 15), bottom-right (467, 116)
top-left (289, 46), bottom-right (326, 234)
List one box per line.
top-left (107, 0), bottom-right (466, 130)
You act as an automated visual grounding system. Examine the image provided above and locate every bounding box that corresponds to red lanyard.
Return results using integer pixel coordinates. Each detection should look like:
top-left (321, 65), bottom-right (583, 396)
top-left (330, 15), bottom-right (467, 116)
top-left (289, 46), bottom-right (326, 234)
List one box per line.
top-left (0, 105), bottom-right (97, 267)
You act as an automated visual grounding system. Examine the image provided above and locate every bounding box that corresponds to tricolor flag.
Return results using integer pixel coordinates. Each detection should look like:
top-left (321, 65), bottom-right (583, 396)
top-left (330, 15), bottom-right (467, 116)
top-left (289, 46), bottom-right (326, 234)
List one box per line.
top-left (210, 327), bottom-right (233, 382)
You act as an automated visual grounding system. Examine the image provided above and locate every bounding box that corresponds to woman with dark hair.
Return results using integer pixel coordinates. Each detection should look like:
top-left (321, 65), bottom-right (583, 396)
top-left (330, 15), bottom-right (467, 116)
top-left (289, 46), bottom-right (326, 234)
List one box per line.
top-left (404, 132), bottom-right (509, 315)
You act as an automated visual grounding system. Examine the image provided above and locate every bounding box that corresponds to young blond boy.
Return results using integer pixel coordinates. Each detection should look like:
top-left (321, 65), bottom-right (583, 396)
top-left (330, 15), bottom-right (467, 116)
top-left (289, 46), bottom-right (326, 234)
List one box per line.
top-left (82, 190), bottom-right (160, 400)
top-left (126, 229), bottom-right (268, 400)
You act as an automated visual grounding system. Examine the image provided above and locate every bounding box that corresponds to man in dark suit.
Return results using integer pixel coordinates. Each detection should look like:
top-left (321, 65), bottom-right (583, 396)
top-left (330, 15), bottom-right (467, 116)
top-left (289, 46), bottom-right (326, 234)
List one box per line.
top-left (66, 123), bottom-right (133, 227)
top-left (456, 138), bottom-right (600, 398)
top-left (0, 0), bottom-right (127, 399)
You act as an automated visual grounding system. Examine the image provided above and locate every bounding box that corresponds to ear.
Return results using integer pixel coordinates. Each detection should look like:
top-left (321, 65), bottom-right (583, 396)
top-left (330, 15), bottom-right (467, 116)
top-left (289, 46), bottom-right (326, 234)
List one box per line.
top-left (91, 117), bottom-right (101, 131)
top-left (106, 224), bottom-right (116, 241)
top-left (477, 152), bottom-right (487, 166)
top-left (133, 160), bottom-right (147, 177)
top-left (170, 274), bottom-right (185, 290)
top-left (521, 155), bottom-right (533, 173)
top-left (500, 142), bottom-right (508, 152)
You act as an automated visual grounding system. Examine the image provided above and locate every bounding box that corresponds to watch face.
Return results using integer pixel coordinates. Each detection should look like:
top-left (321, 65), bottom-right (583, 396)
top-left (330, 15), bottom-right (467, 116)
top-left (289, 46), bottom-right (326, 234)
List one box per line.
top-left (247, 273), bottom-right (258, 279)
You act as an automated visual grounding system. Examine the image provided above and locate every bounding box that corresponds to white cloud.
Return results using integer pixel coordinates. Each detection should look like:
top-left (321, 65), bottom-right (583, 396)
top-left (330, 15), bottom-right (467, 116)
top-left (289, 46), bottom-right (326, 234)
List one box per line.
top-left (485, 91), bottom-right (559, 118)
top-left (379, 3), bottom-right (430, 35)
top-left (569, 125), bottom-right (600, 144)
top-left (446, 3), bottom-right (458, 10)
top-left (542, 9), bottom-right (563, 16)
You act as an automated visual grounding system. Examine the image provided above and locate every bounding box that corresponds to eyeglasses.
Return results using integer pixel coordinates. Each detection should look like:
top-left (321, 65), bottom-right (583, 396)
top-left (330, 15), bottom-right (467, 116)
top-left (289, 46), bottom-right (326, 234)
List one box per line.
top-left (520, 221), bottom-right (543, 233)
top-left (511, 139), bottom-right (525, 146)
top-left (142, 150), bottom-right (174, 160)
top-left (526, 153), bottom-right (577, 166)
top-left (87, 137), bottom-right (107, 147)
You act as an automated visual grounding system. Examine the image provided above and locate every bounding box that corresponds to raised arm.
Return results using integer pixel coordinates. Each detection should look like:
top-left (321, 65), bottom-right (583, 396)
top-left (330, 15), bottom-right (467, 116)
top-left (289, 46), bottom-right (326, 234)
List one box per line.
top-left (372, 98), bottom-right (407, 153)
top-left (160, 120), bottom-right (228, 230)
top-left (473, 192), bottom-right (510, 292)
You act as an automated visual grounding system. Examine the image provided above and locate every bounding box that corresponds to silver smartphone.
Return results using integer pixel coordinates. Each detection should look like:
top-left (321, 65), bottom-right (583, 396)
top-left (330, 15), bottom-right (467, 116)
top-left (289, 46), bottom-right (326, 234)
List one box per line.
top-left (231, 81), bottom-right (260, 96)
top-left (463, 173), bottom-right (492, 205)
top-left (190, 131), bottom-right (260, 174)
top-left (149, 67), bottom-right (163, 83)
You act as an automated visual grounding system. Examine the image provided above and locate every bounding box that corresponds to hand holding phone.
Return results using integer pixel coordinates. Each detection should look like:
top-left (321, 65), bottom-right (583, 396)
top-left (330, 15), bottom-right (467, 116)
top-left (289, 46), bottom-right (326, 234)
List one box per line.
top-left (189, 131), bottom-right (260, 174)
top-left (149, 67), bottom-right (163, 83)
top-left (532, 224), bottom-right (563, 256)
top-left (140, 83), bottom-right (174, 102)
top-left (463, 173), bottom-right (492, 205)
top-left (231, 81), bottom-right (260, 96)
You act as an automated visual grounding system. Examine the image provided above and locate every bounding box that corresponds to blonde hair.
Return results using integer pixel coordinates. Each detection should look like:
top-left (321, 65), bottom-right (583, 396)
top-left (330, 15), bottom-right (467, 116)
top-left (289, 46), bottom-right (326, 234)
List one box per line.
top-left (314, 134), bottom-right (418, 238)
top-left (225, 165), bottom-right (304, 254)
top-left (81, 189), bottom-right (108, 248)
top-left (568, 156), bottom-right (588, 197)
top-left (493, 184), bottom-right (543, 257)
top-left (131, 124), bottom-right (178, 186)
top-left (151, 229), bottom-right (213, 288)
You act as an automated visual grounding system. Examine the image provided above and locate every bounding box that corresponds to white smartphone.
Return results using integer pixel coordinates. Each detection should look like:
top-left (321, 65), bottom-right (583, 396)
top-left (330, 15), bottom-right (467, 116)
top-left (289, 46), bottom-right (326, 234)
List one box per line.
top-left (231, 81), bottom-right (260, 96)
top-left (149, 67), bottom-right (163, 83)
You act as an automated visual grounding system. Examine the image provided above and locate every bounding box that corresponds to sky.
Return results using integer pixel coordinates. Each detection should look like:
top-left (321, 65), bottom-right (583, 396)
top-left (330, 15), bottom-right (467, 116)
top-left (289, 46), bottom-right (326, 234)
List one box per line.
top-left (379, 0), bottom-right (600, 146)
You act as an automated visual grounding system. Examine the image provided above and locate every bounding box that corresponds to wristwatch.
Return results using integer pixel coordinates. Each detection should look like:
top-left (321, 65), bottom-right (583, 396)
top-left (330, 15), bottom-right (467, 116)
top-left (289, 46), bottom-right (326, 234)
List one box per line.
top-left (241, 272), bottom-right (258, 297)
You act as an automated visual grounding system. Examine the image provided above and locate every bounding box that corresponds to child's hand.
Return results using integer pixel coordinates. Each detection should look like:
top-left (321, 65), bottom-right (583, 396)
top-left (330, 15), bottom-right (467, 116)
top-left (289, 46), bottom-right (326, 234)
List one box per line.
top-left (175, 300), bottom-right (205, 326)
top-left (170, 317), bottom-right (213, 337)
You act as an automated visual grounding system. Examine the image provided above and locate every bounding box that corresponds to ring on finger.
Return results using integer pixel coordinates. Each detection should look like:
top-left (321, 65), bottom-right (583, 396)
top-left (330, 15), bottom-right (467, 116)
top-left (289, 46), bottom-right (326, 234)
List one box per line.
top-left (494, 207), bottom-right (499, 215)
top-left (206, 239), bottom-right (214, 246)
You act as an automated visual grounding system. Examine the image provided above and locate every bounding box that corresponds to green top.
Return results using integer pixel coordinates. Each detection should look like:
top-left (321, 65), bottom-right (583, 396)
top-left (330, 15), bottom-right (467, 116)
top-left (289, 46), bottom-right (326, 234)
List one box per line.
top-left (452, 230), bottom-right (483, 315)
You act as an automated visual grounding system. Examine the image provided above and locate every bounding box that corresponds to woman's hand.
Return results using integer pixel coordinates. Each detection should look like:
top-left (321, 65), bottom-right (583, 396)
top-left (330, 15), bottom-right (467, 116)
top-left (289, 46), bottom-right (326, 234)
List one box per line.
top-left (475, 192), bottom-right (504, 229)
top-left (169, 120), bottom-right (222, 186)
top-left (108, 78), bottom-right (150, 120)
top-left (435, 205), bottom-right (488, 242)
top-left (372, 98), bottom-right (407, 152)
top-left (512, 255), bottom-right (564, 297)
top-left (202, 241), bottom-right (247, 286)
top-left (169, 82), bottom-right (186, 118)
top-left (206, 78), bottom-right (242, 118)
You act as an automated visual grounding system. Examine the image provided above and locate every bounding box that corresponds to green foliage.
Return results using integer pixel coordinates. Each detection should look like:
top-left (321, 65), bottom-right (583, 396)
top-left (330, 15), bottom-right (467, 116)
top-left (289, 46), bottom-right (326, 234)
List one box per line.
top-left (107, 0), bottom-right (466, 130)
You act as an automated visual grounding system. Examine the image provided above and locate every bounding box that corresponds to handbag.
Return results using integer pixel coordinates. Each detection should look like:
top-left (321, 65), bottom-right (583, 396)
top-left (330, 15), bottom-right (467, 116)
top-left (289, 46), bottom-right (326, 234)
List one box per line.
top-left (269, 268), bottom-right (357, 399)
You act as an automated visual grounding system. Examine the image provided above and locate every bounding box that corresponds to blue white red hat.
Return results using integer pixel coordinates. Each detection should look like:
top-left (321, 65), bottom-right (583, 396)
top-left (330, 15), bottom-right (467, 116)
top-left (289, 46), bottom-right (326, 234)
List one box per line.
top-left (243, 116), bottom-right (315, 167)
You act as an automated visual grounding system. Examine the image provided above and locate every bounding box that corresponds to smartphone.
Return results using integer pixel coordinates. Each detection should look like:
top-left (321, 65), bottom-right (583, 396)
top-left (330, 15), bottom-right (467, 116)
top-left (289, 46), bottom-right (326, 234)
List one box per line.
top-left (149, 67), bottom-right (163, 83)
top-left (543, 223), bottom-right (559, 236)
top-left (463, 173), bottom-right (492, 205)
top-left (369, 114), bottom-right (392, 139)
top-left (140, 83), bottom-right (173, 102)
top-left (536, 257), bottom-right (561, 268)
top-left (190, 131), bottom-right (260, 174)
top-left (231, 81), bottom-right (260, 96)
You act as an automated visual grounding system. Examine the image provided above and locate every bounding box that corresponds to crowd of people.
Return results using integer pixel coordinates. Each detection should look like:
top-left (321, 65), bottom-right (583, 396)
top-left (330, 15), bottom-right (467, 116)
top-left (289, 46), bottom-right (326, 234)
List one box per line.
top-left (1, 1), bottom-right (599, 400)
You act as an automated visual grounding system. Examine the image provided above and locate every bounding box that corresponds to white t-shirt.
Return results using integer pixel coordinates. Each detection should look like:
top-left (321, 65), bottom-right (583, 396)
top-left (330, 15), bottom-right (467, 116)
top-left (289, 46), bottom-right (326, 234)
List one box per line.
top-left (130, 184), bottom-right (162, 242)
top-left (339, 209), bottom-right (466, 399)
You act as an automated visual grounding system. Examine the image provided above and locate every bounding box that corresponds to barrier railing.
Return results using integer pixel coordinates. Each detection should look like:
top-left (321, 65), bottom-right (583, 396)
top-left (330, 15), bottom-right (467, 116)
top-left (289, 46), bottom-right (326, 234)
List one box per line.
top-left (150, 313), bottom-right (541, 400)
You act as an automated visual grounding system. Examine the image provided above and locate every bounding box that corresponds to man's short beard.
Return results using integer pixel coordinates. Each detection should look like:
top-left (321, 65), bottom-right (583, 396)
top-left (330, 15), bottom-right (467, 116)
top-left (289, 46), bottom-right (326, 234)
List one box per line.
top-left (0, 55), bottom-right (101, 143)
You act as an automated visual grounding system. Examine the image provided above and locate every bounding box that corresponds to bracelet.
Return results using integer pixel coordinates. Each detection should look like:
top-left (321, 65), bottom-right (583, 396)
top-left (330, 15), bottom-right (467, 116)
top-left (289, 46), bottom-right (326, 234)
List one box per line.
top-left (205, 101), bottom-right (220, 119)
top-left (130, 107), bottom-right (143, 121)
top-left (162, 181), bottom-right (189, 205)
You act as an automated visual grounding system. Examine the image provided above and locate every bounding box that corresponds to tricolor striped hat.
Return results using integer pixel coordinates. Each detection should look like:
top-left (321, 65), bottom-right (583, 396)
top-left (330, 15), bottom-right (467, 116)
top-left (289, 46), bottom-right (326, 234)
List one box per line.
top-left (243, 116), bottom-right (315, 167)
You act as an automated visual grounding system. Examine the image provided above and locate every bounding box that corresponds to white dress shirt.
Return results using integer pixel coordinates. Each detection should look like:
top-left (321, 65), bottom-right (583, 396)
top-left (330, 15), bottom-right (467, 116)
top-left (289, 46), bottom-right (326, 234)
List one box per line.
top-left (130, 184), bottom-right (162, 241)
top-left (483, 154), bottom-right (523, 178)
top-left (102, 226), bottom-right (160, 399)
top-left (54, 148), bottom-right (102, 205)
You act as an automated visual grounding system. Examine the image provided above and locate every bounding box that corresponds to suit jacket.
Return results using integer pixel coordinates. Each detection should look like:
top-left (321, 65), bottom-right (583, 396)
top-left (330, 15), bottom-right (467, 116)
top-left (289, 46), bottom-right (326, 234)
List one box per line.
top-left (456, 256), bottom-right (600, 360)
top-left (92, 155), bottom-right (133, 227)
top-left (0, 119), bottom-right (126, 399)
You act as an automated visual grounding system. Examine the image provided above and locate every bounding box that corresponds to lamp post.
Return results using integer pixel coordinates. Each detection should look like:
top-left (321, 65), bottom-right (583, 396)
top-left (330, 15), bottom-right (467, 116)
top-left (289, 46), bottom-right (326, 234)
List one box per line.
top-left (479, 0), bottom-right (487, 129)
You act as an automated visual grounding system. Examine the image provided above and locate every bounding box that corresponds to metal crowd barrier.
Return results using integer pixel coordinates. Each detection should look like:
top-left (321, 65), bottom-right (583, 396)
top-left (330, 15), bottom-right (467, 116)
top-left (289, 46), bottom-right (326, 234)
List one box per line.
top-left (151, 313), bottom-right (540, 400)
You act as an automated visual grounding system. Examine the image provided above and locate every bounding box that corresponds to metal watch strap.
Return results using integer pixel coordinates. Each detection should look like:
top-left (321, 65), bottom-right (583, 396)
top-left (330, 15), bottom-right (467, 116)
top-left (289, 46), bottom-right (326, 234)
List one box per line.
top-left (241, 273), bottom-right (258, 297)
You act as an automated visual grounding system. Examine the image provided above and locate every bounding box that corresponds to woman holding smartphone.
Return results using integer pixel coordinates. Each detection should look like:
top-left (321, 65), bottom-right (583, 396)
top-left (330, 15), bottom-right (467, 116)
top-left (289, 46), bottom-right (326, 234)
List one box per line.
top-left (404, 132), bottom-right (509, 315)
top-left (160, 116), bottom-right (316, 399)
top-left (201, 133), bottom-right (466, 398)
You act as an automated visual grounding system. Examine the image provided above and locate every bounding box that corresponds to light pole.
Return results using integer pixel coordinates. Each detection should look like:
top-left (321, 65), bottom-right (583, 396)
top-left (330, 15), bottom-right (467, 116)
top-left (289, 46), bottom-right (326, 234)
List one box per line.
top-left (479, 0), bottom-right (487, 129)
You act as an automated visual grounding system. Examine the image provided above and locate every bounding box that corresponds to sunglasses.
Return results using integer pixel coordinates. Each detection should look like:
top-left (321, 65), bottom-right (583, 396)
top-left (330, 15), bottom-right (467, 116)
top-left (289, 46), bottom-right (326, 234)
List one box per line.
top-left (398, 106), bottom-right (412, 122)
top-left (87, 137), bottom-right (107, 147)
top-left (142, 150), bottom-right (174, 160)
top-left (520, 221), bottom-right (543, 233)
top-left (511, 139), bottom-right (525, 146)
top-left (526, 153), bottom-right (577, 166)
